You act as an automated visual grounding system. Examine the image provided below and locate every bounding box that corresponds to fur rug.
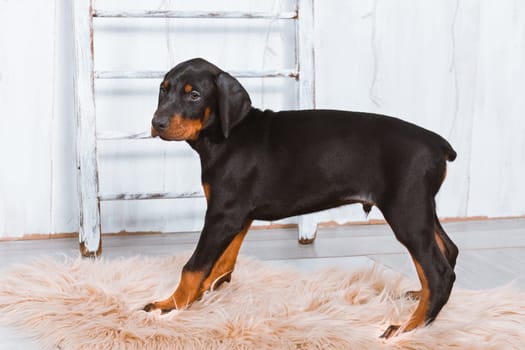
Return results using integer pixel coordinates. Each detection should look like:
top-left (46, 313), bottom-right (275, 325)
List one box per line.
top-left (0, 254), bottom-right (524, 350)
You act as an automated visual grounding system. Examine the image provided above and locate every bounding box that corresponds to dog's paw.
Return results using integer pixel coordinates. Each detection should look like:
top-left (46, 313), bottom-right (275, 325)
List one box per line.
top-left (380, 324), bottom-right (401, 339)
top-left (142, 300), bottom-right (176, 314)
top-left (143, 303), bottom-right (156, 312)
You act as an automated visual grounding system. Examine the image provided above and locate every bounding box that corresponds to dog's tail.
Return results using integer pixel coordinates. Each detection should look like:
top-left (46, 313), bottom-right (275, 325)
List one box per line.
top-left (441, 139), bottom-right (457, 162)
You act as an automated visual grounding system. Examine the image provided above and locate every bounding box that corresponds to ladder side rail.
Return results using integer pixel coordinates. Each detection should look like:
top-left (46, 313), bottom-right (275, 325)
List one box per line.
top-left (73, 0), bottom-right (102, 257)
top-left (296, 0), bottom-right (318, 243)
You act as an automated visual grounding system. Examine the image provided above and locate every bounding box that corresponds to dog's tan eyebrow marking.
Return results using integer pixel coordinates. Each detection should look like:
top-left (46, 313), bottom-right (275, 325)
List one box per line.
top-left (184, 84), bottom-right (193, 93)
top-left (162, 80), bottom-right (170, 89)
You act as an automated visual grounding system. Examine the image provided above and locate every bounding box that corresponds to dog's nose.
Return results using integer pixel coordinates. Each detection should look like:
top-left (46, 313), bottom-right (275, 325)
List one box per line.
top-left (152, 117), bottom-right (168, 131)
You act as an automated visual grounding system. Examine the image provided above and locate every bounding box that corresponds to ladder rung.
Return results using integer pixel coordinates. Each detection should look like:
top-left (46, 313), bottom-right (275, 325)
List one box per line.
top-left (94, 69), bottom-right (299, 80)
top-left (93, 10), bottom-right (298, 20)
top-left (97, 131), bottom-right (152, 140)
top-left (100, 191), bottom-right (204, 201)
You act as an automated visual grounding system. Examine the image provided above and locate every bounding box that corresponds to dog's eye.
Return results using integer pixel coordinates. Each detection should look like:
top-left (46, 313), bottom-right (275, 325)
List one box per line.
top-left (159, 86), bottom-right (167, 95)
top-left (189, 90), bottom-right (201, 101)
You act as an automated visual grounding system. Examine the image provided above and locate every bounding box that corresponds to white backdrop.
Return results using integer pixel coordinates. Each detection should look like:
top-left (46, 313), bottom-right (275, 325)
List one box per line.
top-left (1, 0), bottom-right (524, 238)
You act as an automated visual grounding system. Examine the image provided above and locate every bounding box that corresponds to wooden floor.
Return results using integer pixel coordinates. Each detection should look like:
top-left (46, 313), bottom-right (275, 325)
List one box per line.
top-left (0, 218), bottom-right (524, 349)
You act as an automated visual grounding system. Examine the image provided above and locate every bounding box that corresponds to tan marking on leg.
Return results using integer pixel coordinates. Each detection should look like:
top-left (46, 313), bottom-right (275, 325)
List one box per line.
top-left (184, 84), bottom-right (193, 93)
top-left (435, 231), bottom-right (447, 257)
top-left (144, 221), bottom-right (252, 313)
top-left (402, 258), bottom-right (430, 332)
top-left (145, 271), bottom-right (204, 312)
top-left (202, 183), bottom-right (211, 202)
top-left (201, 221), bottom-right (252, 292)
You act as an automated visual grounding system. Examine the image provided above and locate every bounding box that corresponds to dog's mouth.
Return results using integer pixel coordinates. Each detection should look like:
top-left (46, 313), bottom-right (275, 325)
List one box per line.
top-left (151, 126), bottom-right (160, 138)
top-left (152, 114), bottom-right (204, 141)
top-left (151, 126), bottom-right (191, 141)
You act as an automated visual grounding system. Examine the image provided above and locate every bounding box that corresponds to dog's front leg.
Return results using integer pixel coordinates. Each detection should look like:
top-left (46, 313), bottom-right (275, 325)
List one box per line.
top-left (143, 214), bottom-right (252, 314)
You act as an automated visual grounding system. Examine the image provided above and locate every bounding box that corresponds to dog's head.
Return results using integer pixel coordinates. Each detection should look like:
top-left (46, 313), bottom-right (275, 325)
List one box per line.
top-left (151, 58), bottom-right (252, 141)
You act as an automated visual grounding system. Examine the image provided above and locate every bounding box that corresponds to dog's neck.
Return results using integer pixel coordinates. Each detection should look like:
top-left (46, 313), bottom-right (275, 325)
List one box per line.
top-left (186, 107), bottom-right (266, 171)
top-left (187, 107), bottom-right (264, 150)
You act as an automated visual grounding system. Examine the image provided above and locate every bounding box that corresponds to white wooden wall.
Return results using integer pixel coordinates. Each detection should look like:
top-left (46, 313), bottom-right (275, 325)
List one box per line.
top-left (1, 0), bottom-right (524, 238)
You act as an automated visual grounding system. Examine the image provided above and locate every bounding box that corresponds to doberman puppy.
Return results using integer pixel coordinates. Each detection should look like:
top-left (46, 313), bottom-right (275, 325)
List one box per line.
top-left (146, 58), bottom-right (458, 338)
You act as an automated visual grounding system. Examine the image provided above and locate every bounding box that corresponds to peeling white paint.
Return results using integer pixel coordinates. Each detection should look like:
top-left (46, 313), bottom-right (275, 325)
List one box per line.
top-left (1, 0), bottom-right (524, 238)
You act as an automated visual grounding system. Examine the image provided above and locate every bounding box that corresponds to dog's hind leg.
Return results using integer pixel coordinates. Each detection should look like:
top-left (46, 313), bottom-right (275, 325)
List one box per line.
top-left (403, 210), bottom-right (459, 301)
top-left (434, 213), bottom-right (459, 269)
top-left (378, 192), bottom-right (455, 338)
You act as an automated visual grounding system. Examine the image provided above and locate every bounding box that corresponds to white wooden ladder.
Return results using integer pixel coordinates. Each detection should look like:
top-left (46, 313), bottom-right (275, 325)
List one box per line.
top-left (73, 1), bottom-right (316, 257)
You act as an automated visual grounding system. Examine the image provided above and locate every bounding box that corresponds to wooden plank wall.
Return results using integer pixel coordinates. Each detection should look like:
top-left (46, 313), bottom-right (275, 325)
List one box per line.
top-left (1, 0), bottom-right (524, 238)
top-left (0, 0), bottom-right (79, 237)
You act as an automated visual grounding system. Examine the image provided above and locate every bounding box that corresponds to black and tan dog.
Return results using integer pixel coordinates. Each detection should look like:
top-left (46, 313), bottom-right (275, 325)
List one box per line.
top-left (146, 58), bottom-right (458, 338)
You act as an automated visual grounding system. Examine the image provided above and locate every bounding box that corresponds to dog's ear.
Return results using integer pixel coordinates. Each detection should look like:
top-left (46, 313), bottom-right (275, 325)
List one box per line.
top-left (216, 71), bottom-right (252, 138)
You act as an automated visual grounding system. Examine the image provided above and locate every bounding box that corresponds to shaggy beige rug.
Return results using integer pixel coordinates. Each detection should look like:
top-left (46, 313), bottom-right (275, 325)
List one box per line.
top-left (0, 254), bottom-right (524, 350)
